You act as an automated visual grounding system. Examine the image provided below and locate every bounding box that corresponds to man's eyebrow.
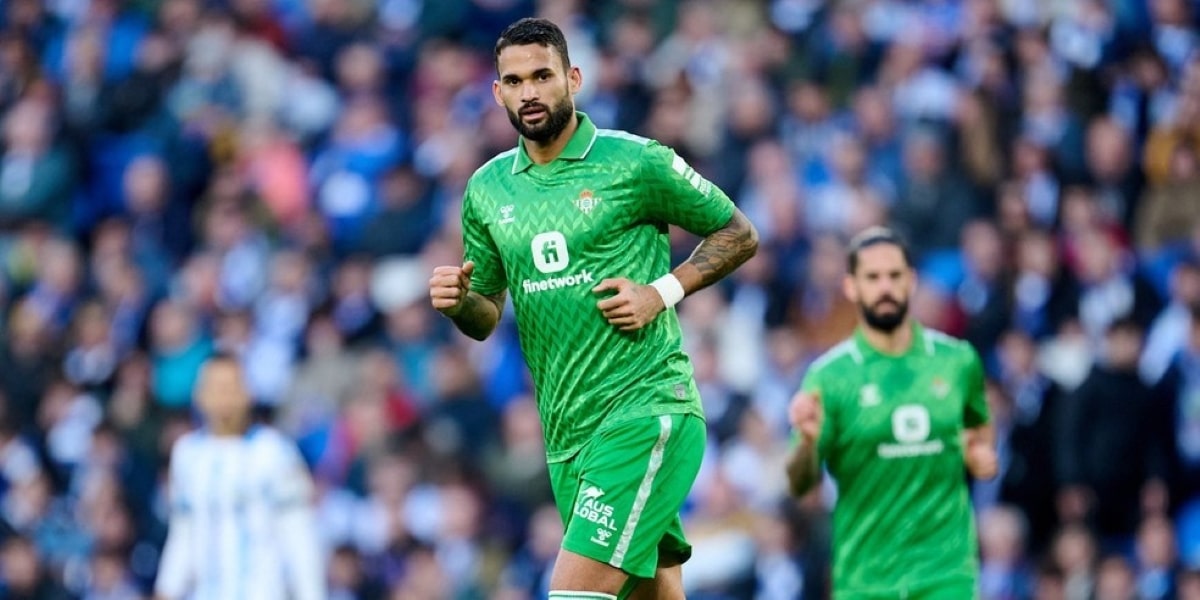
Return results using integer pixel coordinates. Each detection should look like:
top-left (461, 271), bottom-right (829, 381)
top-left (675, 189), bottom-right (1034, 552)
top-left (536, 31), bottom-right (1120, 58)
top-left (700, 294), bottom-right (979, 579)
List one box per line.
top-left (501, 67), bottom-right (556, 80)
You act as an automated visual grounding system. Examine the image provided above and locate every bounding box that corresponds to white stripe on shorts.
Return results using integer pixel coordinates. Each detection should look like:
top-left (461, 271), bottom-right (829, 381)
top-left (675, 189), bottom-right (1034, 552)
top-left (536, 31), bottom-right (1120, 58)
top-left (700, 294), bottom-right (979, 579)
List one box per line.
top-left (611, 415), bottom-right (673, 568)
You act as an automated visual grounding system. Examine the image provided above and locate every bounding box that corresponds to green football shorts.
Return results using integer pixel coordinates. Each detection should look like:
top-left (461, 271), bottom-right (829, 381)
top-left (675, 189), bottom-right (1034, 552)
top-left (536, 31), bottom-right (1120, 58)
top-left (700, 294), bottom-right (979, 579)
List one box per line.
top-left (548, 412), bottom-right (706, 580)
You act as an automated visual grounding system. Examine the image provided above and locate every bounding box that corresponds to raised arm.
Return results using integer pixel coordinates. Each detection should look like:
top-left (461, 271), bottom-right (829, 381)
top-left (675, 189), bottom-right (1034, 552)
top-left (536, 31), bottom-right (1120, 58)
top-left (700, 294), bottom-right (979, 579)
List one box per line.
top-left (786, 390), bottom-right (825, 496)
top-left (787, 438), bottom-right (823, 497)
top-left (674, 209), bottom-right (759, 295)
top-left (592, 145), bottom-right (758, 331)
top-left (436, 178), bottom-right (510, 341)
top-left (430, 261), bottom-right (508, 341)
top-left (963, 350), bottom-right (997, 480)
top-left (449, 290), bottom-right (507, 341)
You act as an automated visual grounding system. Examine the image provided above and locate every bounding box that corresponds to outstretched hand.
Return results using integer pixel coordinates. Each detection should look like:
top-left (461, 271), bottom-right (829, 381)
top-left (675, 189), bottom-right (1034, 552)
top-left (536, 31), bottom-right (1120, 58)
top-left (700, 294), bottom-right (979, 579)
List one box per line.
top-left (593, 278), bottom-right (666, 332)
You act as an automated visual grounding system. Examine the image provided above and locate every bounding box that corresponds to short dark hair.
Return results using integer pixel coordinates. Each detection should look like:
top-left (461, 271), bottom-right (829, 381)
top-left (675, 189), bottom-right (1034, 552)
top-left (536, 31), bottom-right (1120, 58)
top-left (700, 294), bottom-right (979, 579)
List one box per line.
top-left (847, 226), bottom-right (913, 274)
top-left (495, 18), bottom-right (571, 73)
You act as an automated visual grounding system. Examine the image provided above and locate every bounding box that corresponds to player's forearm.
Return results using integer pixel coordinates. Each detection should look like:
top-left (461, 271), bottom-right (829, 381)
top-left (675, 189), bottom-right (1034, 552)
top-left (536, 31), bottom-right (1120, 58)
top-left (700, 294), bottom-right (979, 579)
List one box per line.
top-left (674, 210), bottom-right (759, 295)
top-left (448, 290), bottom-right (505, 341)
top-left (786, 441), bottom-right (822, 497)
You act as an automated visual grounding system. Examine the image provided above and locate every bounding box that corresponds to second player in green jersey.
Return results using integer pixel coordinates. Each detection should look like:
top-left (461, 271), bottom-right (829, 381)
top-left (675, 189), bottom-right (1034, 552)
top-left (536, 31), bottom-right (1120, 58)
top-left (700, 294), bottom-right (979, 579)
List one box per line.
top-left (787, 227), bottom-right (997, 600)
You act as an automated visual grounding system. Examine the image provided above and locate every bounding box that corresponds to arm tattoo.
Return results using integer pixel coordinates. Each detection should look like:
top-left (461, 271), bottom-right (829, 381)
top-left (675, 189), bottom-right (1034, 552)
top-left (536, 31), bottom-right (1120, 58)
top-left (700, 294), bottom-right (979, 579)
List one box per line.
top-left (683, 210), bottom-right (759, 291)
top-left (451, 290), bottom-right (506, 341)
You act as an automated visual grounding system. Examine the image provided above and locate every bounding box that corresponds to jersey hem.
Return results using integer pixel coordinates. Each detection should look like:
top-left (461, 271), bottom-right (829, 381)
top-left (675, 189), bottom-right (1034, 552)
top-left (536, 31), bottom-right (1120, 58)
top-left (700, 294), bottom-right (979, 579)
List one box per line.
top-left (544, 404), bottom-right (705, 464)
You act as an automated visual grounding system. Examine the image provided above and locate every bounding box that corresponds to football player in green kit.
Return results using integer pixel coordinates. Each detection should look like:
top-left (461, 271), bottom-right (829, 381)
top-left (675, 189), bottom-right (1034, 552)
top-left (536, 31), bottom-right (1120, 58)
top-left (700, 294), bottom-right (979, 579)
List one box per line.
top-left (427, 18), bottom-right (758, 600)
top-left (787, 227), bottom-right (999, 599)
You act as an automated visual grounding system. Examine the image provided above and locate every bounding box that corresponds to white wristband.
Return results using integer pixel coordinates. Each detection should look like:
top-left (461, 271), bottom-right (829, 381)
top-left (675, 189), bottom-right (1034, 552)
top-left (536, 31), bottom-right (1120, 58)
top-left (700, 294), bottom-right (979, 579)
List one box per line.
top-left (649, 273), bottom-right (686, 309)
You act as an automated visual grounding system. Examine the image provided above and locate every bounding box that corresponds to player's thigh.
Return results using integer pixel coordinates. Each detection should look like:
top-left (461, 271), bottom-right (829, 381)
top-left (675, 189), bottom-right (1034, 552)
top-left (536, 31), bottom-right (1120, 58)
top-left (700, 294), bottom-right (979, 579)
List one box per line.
top-left (626, 563), bottom-right (684, 600)
top-left (547, 551), bottom-right (684, 599)
top-left (556, 413), bottom-right (706, 583)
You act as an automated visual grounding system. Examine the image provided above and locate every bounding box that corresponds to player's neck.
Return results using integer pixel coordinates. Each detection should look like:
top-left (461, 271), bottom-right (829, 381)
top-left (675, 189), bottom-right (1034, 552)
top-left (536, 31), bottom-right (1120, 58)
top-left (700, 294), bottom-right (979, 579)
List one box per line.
top-left (209, 416), bottom-right (251, 437)
top-left (524, 112), bottom-right (580, 165)
top-left (861, 320), bottom-right (914, 356)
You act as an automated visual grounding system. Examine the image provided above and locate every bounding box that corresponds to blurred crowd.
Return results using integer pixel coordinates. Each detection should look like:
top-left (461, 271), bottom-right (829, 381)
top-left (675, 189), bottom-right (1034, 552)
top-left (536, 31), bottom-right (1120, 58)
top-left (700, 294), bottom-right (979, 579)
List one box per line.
top-left (0, 0), bottom-right (1199, 598)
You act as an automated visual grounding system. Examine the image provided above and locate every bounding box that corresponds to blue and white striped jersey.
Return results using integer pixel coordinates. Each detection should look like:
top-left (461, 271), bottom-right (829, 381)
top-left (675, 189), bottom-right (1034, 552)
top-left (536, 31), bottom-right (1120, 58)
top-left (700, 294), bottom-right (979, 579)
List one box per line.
top-left (155, 425), bottom-right (325, 600)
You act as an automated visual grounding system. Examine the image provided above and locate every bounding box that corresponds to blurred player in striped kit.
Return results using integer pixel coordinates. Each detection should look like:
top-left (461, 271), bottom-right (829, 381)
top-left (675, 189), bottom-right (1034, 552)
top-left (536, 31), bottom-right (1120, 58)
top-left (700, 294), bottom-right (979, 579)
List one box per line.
top-left (154, 352), bottom-right (325, 600)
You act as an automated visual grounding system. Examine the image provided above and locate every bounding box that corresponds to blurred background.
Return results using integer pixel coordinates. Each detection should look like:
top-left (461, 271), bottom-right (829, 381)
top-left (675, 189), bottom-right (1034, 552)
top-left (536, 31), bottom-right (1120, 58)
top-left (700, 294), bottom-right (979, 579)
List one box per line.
top-left (0, 0), bottom-right (1197, 598)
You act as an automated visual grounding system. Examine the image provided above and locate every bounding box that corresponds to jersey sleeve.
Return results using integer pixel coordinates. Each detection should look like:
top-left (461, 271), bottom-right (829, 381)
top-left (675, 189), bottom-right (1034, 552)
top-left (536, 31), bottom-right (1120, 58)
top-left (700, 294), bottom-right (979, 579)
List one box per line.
top-left (637, 142), bottom-right (736, 236)
top-left (269, 436), bottom-right (315, 510)
top-left (461, 179), bottom-right (507, 296)
top-left (962, 348), bottom-right (990, 428)
top-left (167, 439), bottom-right (193, 515)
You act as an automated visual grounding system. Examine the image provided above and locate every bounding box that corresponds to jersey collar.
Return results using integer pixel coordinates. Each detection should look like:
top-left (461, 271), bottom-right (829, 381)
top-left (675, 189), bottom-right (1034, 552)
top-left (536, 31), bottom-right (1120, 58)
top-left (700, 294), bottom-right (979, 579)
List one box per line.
top-left (853, 321), bottom-right (928, 359)
top-left (511, 111), bottom-right (598, 174)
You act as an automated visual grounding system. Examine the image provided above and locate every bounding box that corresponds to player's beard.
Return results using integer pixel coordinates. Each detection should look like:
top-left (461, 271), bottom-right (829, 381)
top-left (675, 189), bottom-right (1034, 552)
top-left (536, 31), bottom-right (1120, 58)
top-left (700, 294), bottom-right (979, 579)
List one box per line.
top-left (508, 94), bottom-right (575, 143)
top-left (860, 295), bottom-right (908, 333)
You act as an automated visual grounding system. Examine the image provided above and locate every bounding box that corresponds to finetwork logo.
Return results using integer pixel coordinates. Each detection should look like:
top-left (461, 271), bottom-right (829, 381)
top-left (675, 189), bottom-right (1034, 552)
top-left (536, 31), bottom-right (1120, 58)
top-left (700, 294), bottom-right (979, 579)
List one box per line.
top-left (531, 231), bottom-right (569, 274)
top-left (524, 230), bottom-right (591, 293)
top-left (521, 270), bottom-right (594, 294)
top-left (878, 404), bottom-right (944, 459)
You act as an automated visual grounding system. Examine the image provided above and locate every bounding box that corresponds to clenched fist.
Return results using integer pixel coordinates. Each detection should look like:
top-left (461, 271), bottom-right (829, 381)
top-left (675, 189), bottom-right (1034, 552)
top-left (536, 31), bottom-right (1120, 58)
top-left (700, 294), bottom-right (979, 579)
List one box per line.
top-left (429, 261), bottom-right (475, 317)
top-left (789, 391), bottom-right (823, 445)
top-left (963, 428), bottom-right (998, 480)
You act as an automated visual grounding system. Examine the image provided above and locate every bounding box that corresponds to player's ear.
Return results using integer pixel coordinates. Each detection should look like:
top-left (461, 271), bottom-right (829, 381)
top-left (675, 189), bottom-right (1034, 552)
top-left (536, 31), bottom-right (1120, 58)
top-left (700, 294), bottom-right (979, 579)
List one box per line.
top-left (568, 65), bottom-right (582, 95)
top-left (492, 80), bottom-right (504, 107)
top-left (842, 273), bottom-right (858, 303)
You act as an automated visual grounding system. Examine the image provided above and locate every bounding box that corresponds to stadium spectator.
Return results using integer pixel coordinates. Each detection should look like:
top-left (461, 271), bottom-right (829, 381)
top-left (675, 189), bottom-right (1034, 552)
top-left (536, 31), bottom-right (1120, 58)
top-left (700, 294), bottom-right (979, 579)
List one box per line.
top-left (1056, 318), bottom-right (1173, 547)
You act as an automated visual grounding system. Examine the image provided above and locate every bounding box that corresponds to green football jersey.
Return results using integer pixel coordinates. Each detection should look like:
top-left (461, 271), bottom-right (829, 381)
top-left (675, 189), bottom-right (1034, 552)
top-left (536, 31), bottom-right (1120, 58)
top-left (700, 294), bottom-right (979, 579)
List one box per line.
top-left (800, 323), bottom-right (989, 599)
top-left (462, 112), bottom-right (735, 463)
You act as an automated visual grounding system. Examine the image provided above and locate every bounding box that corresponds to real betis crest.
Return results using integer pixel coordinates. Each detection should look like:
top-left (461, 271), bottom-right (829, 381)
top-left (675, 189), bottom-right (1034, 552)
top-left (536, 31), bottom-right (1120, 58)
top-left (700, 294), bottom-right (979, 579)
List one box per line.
top-left (575, 189), bottom-right (600, 215)
top-left (931, 377), bottom-right (949, 398)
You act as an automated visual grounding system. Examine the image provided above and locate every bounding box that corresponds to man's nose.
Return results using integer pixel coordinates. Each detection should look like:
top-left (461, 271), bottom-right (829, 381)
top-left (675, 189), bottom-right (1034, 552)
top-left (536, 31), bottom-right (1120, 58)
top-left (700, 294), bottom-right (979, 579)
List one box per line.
top-left (521, 81), bottom-right (539, 103)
